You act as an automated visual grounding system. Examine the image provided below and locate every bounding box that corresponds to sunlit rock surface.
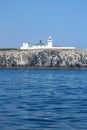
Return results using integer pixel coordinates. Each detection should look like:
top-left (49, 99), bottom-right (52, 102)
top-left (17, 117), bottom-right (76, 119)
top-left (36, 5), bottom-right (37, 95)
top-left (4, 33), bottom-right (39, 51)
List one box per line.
top-left (0, 49), bottom-right (87, 69)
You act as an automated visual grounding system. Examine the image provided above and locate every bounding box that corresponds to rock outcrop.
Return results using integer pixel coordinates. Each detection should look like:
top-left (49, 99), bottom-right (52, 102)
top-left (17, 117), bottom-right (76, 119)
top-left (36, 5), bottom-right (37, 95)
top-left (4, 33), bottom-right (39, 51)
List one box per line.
top-left (0, 49), bottom-right (87, 69)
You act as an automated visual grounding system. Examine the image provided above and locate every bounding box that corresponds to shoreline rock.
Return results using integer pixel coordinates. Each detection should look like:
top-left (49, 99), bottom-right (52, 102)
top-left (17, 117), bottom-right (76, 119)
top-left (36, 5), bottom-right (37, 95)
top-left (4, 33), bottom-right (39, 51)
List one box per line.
top-left (0, 49), bottom-right (87, 69)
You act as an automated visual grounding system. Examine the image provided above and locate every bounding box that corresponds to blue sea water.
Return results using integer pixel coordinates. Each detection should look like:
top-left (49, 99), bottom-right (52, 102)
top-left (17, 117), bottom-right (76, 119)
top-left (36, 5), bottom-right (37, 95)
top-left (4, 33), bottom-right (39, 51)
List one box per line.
top-left (0, 69), bottom-right (87, 130)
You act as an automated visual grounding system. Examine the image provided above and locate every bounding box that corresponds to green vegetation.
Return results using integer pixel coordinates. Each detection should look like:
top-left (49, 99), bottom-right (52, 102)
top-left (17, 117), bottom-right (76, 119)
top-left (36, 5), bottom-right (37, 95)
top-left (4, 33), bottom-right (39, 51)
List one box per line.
top-left (0, 48), bottom-right (19, 51)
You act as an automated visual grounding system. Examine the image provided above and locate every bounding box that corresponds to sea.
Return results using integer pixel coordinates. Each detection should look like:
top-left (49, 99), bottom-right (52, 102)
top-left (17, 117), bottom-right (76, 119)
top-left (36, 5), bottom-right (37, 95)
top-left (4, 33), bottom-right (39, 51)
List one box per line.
top-left (0, 69), bottom-right (87, 130)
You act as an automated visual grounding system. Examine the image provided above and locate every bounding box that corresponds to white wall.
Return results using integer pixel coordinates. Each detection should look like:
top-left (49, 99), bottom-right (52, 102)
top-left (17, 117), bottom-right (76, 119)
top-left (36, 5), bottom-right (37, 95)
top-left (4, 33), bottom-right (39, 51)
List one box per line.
top-left (20, 43), bottom-right (29, 49)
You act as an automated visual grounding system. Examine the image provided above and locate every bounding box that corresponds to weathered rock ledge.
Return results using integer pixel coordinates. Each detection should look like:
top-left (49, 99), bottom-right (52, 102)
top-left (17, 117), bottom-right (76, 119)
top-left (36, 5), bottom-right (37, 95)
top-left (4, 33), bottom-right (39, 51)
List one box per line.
top-left (0, 49), bottom-right (87, 69)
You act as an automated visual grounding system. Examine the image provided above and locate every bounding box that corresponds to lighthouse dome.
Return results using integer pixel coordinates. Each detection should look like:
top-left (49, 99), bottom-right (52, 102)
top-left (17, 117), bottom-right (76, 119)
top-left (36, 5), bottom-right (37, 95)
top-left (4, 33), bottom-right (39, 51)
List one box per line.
top-left (48, 36), bottom-right (52, 40)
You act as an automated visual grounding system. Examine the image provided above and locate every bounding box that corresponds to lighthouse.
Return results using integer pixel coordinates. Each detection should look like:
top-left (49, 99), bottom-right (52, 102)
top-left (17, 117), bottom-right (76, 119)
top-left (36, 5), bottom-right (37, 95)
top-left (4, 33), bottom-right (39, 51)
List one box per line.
top-left (47, 36), bottom-right (53, 48)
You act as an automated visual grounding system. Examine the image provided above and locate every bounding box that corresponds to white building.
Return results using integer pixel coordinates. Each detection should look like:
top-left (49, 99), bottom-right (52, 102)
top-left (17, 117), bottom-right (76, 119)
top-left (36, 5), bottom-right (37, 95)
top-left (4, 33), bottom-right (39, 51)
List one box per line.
top-left (32, 40), bottom-right (46, 48)
top-left (20, 42), bottom-right (29, 49)
top-left (20, 36), bottom-right (53, 49)
top-left (20, 36), bottom-right (75, 50)
top-left (47, 36), bottom-right (53, 48)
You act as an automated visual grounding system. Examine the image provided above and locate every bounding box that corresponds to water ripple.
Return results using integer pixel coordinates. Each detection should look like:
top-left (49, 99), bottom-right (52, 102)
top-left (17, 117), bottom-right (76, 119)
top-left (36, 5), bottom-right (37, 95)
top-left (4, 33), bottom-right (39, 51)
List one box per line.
top-left (0, 70), bottom-right (87, 129)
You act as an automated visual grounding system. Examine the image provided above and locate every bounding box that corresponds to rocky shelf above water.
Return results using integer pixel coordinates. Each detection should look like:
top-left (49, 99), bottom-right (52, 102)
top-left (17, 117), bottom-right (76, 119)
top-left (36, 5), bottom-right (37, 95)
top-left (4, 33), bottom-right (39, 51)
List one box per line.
top-left (0, 49), bottom-right (87, 69)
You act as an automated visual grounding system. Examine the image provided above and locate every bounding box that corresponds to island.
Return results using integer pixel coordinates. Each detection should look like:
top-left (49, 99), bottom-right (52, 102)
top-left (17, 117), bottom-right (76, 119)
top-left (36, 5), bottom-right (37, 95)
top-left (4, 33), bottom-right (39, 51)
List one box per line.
top-left (0, 37), bottom-right (87, 69)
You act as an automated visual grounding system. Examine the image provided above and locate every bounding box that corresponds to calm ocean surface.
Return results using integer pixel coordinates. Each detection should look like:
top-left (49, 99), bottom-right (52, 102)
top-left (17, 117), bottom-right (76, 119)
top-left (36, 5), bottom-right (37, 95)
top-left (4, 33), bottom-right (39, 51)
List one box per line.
top-left (0, 69), bottom-right (87, 130)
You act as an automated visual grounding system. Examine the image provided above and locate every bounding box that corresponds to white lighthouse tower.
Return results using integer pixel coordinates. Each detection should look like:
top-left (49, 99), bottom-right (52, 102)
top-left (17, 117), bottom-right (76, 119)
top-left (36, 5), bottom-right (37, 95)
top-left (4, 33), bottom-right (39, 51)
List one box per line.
top-left (47, 36), bottom-right (53, 48)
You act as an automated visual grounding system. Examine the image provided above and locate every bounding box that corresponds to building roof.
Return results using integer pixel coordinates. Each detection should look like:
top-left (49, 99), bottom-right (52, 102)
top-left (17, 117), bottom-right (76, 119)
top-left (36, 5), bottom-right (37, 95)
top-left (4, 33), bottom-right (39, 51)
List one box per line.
top-left (34, 40), bottom-right (46, 46)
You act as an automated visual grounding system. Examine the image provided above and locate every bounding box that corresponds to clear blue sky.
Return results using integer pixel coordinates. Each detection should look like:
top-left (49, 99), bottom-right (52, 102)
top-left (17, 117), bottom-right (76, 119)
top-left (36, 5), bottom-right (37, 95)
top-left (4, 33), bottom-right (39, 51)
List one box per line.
top-left (0, 0), bottom-right (87, 49)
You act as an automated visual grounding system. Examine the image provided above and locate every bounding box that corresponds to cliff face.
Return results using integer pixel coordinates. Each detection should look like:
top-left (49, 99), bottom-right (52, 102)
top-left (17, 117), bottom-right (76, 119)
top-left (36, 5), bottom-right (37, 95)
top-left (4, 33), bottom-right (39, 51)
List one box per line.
top-left (0, 49), bottom-right (87, 69)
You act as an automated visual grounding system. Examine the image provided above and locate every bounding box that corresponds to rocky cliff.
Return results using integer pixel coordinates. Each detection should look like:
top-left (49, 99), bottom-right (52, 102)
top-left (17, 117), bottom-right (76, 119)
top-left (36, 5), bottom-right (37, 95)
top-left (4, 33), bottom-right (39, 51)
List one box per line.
top-left (0, 49), bottom-right (87, 69)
